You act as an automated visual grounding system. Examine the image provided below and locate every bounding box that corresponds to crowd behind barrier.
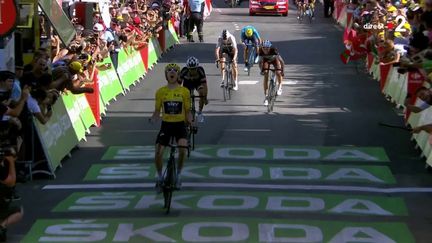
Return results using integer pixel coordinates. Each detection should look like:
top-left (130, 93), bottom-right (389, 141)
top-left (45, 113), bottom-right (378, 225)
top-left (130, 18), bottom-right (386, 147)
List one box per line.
top-left (1, 0), bottom-right (213, 240)
top-left (334, 0), bottom-right (432, 167)
top-left (1, 0), bottom-right (212, 185)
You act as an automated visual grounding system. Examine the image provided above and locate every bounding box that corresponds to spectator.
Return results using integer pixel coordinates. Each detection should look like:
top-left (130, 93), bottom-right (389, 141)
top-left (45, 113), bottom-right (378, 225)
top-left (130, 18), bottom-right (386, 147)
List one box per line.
top-left (0, 147), bottom-right (24, 243)
top-left (404, 87), bottom-right (432, 113)
top-left (187, 0), bottom-right (205, 42)
top-left (52, 61), bottom-right (94, 94)
top-left (103, 20), bottom-right (122, 70)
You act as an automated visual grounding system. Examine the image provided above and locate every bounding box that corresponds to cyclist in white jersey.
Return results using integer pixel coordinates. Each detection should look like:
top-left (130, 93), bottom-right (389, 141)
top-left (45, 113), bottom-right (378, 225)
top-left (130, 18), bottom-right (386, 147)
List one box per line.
top-left (215, 29), bottom-right (239, 91)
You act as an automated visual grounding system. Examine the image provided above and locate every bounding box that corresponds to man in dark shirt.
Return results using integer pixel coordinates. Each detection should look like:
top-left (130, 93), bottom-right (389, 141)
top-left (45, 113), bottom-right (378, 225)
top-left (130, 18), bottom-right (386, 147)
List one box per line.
top-left (0, 148), bottom-right (23, 243)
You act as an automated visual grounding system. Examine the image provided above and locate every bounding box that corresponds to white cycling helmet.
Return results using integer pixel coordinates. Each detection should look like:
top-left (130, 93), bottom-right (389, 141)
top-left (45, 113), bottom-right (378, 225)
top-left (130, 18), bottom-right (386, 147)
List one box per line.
top-left (186, 56), bottom-right (199, 68)
top-left (262, 40), bottom-right (272, 48)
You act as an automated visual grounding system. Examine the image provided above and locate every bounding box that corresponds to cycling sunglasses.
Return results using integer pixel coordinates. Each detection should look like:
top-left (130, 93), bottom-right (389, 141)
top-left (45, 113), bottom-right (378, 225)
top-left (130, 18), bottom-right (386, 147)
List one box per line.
top-left (166, 68), bottom-right (179, 72)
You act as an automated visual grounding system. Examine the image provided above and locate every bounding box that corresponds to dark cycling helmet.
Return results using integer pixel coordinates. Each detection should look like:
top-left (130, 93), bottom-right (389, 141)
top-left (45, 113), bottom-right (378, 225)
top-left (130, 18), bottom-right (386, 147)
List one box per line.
top-left (222, 29), bottom-right (228, 40)
top-left (186, 56), bottom-right (199, 68)
top-left (262, 40), bottom-right (272, 48)
top-left (165, 63), bottom-right (180, 73)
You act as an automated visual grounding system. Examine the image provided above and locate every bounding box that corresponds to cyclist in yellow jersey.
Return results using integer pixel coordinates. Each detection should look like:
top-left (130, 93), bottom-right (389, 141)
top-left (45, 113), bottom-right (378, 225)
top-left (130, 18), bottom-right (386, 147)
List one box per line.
top-left (150, 63), bottom-right (193, 191)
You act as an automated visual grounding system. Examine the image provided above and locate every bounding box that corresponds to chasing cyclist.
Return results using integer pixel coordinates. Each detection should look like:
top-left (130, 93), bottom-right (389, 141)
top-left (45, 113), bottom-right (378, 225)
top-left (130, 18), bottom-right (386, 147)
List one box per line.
top-left (240, 25), bottom-right (262, 72)
top-left (215, 29), bottom-right (239, 91)
top-left (180, 56), bottom-right (208, 123)
top-left (258, 40), bottom-right (285, 106)
top-left (297, 0), bottom-right (315, 19)
top-left (150, 63), bottom-right (193, 191)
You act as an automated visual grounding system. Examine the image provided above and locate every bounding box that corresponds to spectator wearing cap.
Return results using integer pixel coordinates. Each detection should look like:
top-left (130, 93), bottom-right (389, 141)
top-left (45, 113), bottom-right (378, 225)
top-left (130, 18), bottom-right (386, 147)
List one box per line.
top-left (51, 61), bottom-right (94, 95)
top-left (103, 20), bottom-right (122, 70)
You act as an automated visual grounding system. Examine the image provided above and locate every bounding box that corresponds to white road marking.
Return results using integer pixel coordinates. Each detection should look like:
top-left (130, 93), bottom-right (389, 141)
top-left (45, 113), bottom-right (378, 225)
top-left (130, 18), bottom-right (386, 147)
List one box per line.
top-left (224, 129), bottom-right (271, 132)
top-left (282, 81), bottom-right (298, 85)
top-left (119, 130), bottom-right (159, 133)
top-left (43, 182), bottom-right (432, 194)
top-left (239, 80), bottom-right (259, 85)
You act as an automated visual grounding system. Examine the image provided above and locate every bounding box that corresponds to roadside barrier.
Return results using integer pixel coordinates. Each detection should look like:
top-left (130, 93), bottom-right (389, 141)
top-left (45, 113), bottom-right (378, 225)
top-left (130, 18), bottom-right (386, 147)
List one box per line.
top-left (32, 19), bottom-right (183, 177)
top-left (334, 0), bottom-right (432, 167)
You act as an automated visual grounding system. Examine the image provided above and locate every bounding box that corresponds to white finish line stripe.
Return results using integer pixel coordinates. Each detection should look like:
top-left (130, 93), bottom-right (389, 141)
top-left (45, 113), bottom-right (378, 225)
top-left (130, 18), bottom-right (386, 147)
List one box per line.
top-left (224, 129), bottom-right (271, 132)
top-left (239, 81), bottom-right (259, 85)
top-left (42, 183), bottom-right (432, 194)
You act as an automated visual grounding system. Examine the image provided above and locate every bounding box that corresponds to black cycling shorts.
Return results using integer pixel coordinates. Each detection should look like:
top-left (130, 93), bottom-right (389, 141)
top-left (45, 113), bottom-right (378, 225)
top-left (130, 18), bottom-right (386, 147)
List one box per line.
top-left (183, 79), bottom-right (205, 92)
top-left (220, 46), bottom-right (235, 61)
top-left (156, 121), bottom-right (188, 146)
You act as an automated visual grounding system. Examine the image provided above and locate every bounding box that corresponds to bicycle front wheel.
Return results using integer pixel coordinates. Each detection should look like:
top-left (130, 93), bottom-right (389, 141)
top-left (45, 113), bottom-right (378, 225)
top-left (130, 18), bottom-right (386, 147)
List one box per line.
top-left (227, 71), bottom-right (232, 100)
top-left (267, 80), bottom-right (274, 113)
top-left (163, 161), bottom-right (175, 214)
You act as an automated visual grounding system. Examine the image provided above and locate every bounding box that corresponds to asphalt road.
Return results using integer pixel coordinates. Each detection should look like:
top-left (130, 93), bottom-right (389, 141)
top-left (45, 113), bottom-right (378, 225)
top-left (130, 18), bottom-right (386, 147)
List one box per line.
top-left (10, 1), bottom-right (432, 242)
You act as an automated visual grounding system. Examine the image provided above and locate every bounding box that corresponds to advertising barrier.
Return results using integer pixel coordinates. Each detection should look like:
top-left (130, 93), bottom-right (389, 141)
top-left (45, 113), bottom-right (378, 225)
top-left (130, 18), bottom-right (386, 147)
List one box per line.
top-left (33, 96), bottom-right (80, 173)
top-left (32, 19), bottom-right (190, 176)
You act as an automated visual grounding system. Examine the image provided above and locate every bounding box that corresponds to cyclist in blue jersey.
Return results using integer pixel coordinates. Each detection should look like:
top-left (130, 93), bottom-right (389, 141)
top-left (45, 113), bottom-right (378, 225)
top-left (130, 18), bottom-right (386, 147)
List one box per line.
top-left (240, 26), bottom-right (262, 72)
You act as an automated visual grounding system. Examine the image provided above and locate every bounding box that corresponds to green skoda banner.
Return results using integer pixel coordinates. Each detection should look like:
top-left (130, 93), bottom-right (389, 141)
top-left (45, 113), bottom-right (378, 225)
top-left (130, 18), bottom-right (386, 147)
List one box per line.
top-left (152, 37), bottom-right (163, 60)
top-left (97, 57), bottom-right (124, 106)
top-left (117, 48), bottom-right (147, 89)
top-left (147, 38), bottom-right (159, 69)
top-left (75, 94), bottom-right (96, 132)
top-left (62, 93), bottom-right (86, 141)
top-left (165, 20), bottom-right (179, 50)
top-left (33, 97), bottom-right (79, 173)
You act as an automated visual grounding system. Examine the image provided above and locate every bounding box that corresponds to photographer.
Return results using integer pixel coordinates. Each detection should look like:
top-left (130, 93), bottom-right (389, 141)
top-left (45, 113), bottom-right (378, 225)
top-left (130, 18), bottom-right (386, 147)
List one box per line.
top-left (0, 148), bottom-right (23, 243)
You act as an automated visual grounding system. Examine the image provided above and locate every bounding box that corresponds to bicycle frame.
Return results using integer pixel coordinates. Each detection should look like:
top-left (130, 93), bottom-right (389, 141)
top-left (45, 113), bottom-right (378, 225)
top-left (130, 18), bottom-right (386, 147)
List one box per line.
top-left (221, 59), bottom-right (233, 101)
top-left (245, 41), bottom-right (257, 76)
top-left (265, 68), bottom-right (277, 112)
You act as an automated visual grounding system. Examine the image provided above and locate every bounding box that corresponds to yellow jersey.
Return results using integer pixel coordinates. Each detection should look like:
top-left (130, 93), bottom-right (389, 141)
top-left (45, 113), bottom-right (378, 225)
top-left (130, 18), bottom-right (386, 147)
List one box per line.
top-left (155, 85), bottom-right (191, 122)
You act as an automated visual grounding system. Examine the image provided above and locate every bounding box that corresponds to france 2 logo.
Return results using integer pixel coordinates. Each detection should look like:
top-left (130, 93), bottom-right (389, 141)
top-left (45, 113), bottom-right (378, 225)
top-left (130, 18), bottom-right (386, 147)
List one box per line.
top-left (363, 16), bottom-right (407, 32)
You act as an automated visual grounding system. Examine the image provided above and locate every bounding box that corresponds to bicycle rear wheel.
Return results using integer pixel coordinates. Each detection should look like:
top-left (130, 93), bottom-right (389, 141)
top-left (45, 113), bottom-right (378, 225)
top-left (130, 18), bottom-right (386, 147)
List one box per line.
top-left (247, 48), bottom-right (255, 76)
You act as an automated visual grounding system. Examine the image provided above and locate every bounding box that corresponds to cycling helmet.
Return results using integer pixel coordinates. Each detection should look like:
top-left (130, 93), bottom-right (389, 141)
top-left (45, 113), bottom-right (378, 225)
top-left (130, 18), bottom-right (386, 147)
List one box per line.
top-left (165, 63), bottom-right (180, 73)
top-left (222, 29), bottom-right (228, 40)
top-left (186, 56), bottom-right (199, 68)
top-left (245, 28), bottom-right (253, 38)
top-left (262, 40), bottom-right (272, 48)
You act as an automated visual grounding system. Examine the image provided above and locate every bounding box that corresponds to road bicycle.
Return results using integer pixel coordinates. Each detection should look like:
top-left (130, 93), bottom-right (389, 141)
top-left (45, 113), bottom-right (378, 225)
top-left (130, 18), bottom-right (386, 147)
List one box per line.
top-left (218, 59), bottom-right (234, 101)
top-left (297, 3), bottom-right (313, 23)
top-left (245, 41), bottom-right (258, 76)
top-left (162, 136), bottom-right (189, 214)
top-left (305, 4), bottom-right (314, 23)
top-left (266, 68), bottom-right (278, 112)
top-left (227, 0), bottom-right (239, 7)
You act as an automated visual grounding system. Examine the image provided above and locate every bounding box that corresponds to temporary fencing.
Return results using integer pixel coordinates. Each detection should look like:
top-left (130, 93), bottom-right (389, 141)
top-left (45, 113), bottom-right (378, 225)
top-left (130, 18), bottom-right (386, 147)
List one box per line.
top-left (334, 0), bottom-right (432, 167)
top-left (32, 18), bottom-right (186, 177)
